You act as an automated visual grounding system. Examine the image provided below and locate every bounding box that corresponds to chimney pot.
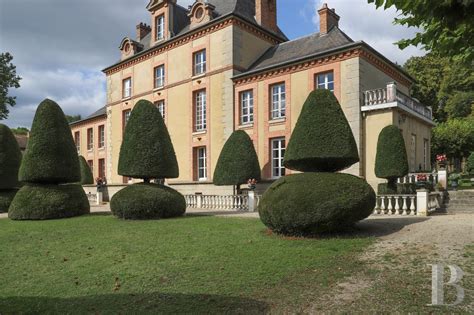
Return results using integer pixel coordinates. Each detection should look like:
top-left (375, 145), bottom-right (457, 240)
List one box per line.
top-left (318, 3), bottom-right (340, 35)
top-left (136, 22), bottom-right (151, 41)
top-left (255, 0), bottom-right (278, 34)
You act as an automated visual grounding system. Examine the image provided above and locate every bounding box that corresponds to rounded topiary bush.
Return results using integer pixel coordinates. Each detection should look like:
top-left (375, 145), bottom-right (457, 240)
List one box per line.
top-left (79, 156), bottom-right (94, 185)
top-left (0, 190), bottom-right (18, 213)
top-left (111, 183), bottom-right (186, 220)
top-left (214, 130), bottom-right (261, 186)
top-left (8, 184), bottom-right (90, 220)
top-left (259, 173), bottom-right (376, 235)
top-left (0, 124), bottom-right (22, 190)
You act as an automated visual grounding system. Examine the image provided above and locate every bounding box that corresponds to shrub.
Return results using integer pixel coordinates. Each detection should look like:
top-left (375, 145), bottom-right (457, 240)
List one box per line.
top-left (79, 156), bottom-right (93, 185)
top-left (377, 183), bottom-right (416, 195)
top-left (467, 152), bottom-right (474, 175)
top-left (19, 99), bottom-right (80, 184)
top-left (0, 190), bottom-right (18, 213)
top-left (8, 184), bottom-right (90, 220)
top-left (283, 89), bottom-right (359, 172)
top-left (375, 125), bottom-right (409, 190)
top-left (0, 124), bottom-right (22, 189)
top-left (259, 173), bottom-right (376, 235)
top-left (111, 183), bottom-right (186, 220)
top-left (118, 100), bottom-right (178, 180)
top-left (214, 130), bottom-right (261, 186)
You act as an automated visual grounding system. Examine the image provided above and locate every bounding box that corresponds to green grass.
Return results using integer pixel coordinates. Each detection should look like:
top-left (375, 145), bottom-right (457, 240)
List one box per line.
top-left (0, 214), bottom-right (372, 314)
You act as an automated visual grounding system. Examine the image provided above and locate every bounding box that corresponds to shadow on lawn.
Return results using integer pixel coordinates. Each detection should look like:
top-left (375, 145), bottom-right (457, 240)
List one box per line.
top-left (0, 292), bottom-right (268, 314)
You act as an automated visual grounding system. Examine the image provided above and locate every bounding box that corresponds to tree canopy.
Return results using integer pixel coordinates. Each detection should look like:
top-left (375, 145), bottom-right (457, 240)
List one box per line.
top-left (0, 52), bottom-right (22, 120)
top-left (369, 0), bottom-right (474, 65)
top-left (432, 118), bottom-right (474, 160)
top-left (66, 115), bottom-right (82, 123)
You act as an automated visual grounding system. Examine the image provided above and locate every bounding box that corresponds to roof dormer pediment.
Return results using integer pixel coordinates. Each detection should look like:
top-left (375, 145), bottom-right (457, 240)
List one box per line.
top-left (188, 0), bottom-right (216, 28)
top-left (119, 37), bottom-right (144, 61)
top-left (147, 0), bottom-right (176, 12)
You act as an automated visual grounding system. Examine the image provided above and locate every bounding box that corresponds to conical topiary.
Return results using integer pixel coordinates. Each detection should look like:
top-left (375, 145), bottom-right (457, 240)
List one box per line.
top-left (0, 124), bottom-right (22, 212)
top-left (9, 99), bottom-right (90, 220)
top-left (79, 156), bottom-right (94, 185)
top-left (284, 89), bottom-right (359, 172)
top-left (214, 130), bottom-right (261, 187)
top-left (259, 89), bottom-right (375, 236)
top-left (111, 99), bottom-right (185, 220)
top-left (118, 99), bottom-right (178, 180)
top-left (375, 125), bottom-right (409, 193)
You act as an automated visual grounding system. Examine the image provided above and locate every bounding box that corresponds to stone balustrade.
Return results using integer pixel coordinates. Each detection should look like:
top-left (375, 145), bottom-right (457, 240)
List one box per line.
top-left (398, 172), bottom-right (439, 184)
top-left (375, 194), bottom-right (417, 215)
top-left (184, 191), bottom-right (261, 212)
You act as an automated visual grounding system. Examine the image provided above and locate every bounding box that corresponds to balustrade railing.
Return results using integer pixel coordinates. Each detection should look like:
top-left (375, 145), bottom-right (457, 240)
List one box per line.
top-left (184, 193), bottom-right (262, 212)
top-left (428, 193), bottom-right (441, 213)
top-left (375, 194), bottom-right (417, 215)
top-left (398, 172), bottom-right (439, 184)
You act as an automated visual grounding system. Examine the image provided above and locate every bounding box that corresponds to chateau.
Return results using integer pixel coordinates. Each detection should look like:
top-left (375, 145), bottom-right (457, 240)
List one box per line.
top-left (70, 0), bottom-right (434, 195)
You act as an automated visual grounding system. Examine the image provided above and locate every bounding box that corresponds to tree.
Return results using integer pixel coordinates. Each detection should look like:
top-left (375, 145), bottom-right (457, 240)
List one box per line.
top-left (8, 99), bottom-right (90, 220)
top-left (374, 125), bottom-right (409, 193)
top-left (66, 115), bottom-right (82, 123)
top-left (445, 92), bottom-right (474, 119)
top-left (111, 99), bottom-right (185, 220)
top-left (432, 118), bottom-right (474, 160)
top-left (10, 127), bottom-right (29, 135)
top-left (213, 130), bottom-right (261, 190)
top-left (0, 52), bottom-right (22, 120)
top-left (79, 156), bottom-right (94, 185)
top-left (369, 0), bottom-right (474, 65)
top-left (259, 90), bottom-right (375, 236)
top-left (0, 124), bottom-right (22, 212)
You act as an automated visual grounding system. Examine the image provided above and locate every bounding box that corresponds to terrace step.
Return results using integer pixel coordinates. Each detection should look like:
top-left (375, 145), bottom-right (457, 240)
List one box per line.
top-left (445, 191), bottom-right (474, 213)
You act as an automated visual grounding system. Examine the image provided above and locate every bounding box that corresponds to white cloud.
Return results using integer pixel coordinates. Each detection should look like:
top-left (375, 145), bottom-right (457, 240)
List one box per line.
top-left (311, 0), bottom-right (425, 64)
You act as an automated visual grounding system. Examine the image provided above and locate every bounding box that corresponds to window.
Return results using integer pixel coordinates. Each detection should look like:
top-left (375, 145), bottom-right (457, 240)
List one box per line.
top-left (193, 50), bottom-right (206, 75)
top-left (98, 125), bottom-right (105, 148)
top-left (195, 147), bottom-right (207, 181)
top-left (154, 65), bottom-right (165, 88)
top-left (156, 15), bottom-right (165, 40)
top-left (316, 72), bottom-right (334, 92)
top-left (98, 159), bottom-right (105, 179)
top-left (122, 110), bottom-right (131, 133)
top-left (194, 90), bottom-right (207, 131)
top-left (87, 160), bottom-right (94, 175)
top-left (240, 90), bottom-right (254, 125)
top-left (410, 134), bottom-right (417, 172)
top-left (87, 128), bottom-right (94, 150)
top-left (270, 83), bottom-right (286, 119)
top-left (74, 131), bottom-right (80, 152)
top-left (155, 100), bottom-right (165, 120)
top-left (423, 138), bottom-right (429, 170)
top-left (123, 78), bottom-right (132, 98)
top-left (271, 138), bottom-right (286, 178)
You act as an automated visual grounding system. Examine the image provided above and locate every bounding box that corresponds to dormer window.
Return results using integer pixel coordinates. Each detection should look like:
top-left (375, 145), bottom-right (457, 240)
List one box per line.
top-left (156, 15), bottom-right (165, 40)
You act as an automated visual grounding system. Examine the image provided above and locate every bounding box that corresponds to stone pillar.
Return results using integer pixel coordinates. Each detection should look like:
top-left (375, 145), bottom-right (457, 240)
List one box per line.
top-left (386, 82), bottom-right (397, 102)
top-left (438, 169), bottom-right (448, 190)
top-left (196, 193), bottom-right (202, 209)
top-left (248, 191), bottom-right (256, 212)
top-left (97, 192), bottom-right (103, 205)
top-left (416, 189), bottom-right (429, 216)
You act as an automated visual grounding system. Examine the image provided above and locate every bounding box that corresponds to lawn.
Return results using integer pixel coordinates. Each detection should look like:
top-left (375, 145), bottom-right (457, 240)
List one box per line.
top-left (0, 214), bottom-right (373, 314)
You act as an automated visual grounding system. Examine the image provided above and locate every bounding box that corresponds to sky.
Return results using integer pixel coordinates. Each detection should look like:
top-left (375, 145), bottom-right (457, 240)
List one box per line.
top-left (0, 0), bottom-right (424, 129)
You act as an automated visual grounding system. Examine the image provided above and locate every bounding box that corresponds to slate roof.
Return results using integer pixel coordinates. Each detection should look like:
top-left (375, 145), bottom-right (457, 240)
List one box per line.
top-left (69, 106), bottom-right (106, 126)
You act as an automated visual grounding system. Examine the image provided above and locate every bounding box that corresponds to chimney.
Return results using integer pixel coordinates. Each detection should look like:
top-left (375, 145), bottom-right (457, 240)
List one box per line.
top-left (136, 22), bottom-right (151, 41)
top-left (255, 0), bottom-right (278, 34)
top-left (318, 3), bottom-right (340, 35)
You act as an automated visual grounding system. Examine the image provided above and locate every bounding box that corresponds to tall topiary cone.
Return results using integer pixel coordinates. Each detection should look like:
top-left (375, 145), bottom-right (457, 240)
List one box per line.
top-left (214, 130), bottom-right (261, 189)
top-left (259, 90), bottom-right (375, 236)
top-left (111, 99), bottom-right (185, 220)
top-left (79, 156), bottom-right (94, 185)
top-left (9, 99), bottom-right (90, 220)
top-left (0, 124), bottom-right (22, 212)
top-left (375, 125), bottom-right (409, 194)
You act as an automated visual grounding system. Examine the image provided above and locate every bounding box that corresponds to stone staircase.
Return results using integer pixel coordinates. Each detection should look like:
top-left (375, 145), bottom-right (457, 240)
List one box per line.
top-left (446, 190), bottom-right (474, 213)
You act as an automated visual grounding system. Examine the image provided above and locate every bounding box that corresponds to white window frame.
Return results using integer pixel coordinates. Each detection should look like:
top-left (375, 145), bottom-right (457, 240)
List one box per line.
top-left (154, 65), bottom-right (165, 88)
top-left (410, 134), bottom-right (417, 172)
top-left (98, 125), bottom-right (105, 148)
top-left (316, 72), bottom-right (334, 92)
top-left (423, 138), bottom-right (429, 171)
top-left (123, 78), bottom-right (132, 98)
top-left (194, 50), bottom-right (206, 75)
top-left (197, 147), bottom-right (207, 181)
top-left (75, 132), bottom-right (80, 152)
top-left (240, 90), bottom-right (254, 125)
top-left (271, 138), bottom-right (286, 178)
top-left (156, 15), bottom-right (165, 40)
top-left (156, 100), bottom-right (165, 120)
top-left (194, 90), bottom-right (207, 131)
top-left (271, 83), bottom-right (286, 120)
top-left (87, 128), bottom-right (94, 151)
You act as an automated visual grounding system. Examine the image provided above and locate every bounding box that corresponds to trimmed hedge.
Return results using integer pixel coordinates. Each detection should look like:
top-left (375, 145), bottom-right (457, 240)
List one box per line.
top-left (110, 183), bottom-right (186, 220)
top-left (79, 156), bottom-right (94, 185)
top-left (118, 100), bottom-right (179, 180)
top-left (214, 130), bottom-right (261, 186)
top-left (19, 99), bottom-right (80, 184)
top-left (259, 173), bottom-right (376, 236)
top-left (375, 125), bottom-right (409, 185)
top-left (8, 184), bottom-right (90, 220)
top-left (378, 183), bottom-right (416, 195)
top-left (0, 124), bottom-right (22, 189)
top-left (283, 89), bottom-right (359, 172)
top-left (0, 189), bottom-right (18, 213)
top-left (467, 152), bottom-right (474, 175)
